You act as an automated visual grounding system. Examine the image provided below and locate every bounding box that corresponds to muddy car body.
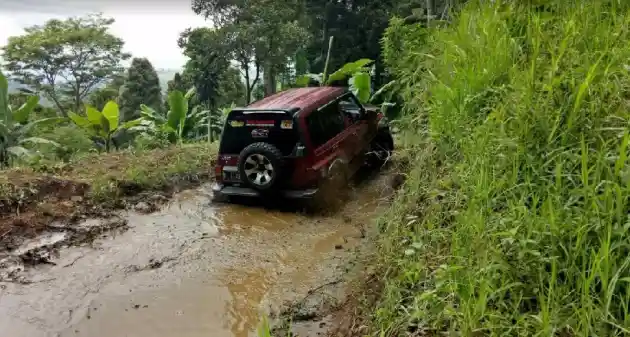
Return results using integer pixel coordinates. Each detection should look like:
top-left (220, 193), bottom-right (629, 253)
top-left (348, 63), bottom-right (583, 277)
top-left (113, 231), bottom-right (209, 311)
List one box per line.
top-left (212, 86), bottom-right (393, 201)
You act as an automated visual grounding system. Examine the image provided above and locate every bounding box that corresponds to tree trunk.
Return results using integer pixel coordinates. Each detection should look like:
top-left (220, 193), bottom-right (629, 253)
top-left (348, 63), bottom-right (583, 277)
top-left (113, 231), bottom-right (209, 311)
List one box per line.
top-left (263, 65), bottom-right (276, 97)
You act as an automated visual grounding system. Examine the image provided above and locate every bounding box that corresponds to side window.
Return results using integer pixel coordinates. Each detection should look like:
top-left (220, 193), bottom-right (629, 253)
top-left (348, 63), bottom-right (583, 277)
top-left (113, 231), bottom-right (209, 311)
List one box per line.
top-left (338, 95), bottom-right (363, 121)
top-left (306, 102), bottom-right (346, 148)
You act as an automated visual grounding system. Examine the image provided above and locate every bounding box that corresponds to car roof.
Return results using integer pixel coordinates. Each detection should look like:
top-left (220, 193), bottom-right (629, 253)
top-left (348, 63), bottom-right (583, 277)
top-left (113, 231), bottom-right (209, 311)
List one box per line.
top-left (246, 87), bottom-right (347, 113)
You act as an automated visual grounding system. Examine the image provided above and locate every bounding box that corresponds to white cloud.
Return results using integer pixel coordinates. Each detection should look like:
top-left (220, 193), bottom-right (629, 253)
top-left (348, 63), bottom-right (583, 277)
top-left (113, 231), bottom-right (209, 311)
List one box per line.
top-left (0, 7), bottom-right (210, 70)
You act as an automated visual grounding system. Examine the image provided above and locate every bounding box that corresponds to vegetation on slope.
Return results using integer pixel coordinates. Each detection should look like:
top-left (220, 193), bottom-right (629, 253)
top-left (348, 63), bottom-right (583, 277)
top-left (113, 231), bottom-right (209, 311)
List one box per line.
top-left (374, 0), bottom-right (630, 335)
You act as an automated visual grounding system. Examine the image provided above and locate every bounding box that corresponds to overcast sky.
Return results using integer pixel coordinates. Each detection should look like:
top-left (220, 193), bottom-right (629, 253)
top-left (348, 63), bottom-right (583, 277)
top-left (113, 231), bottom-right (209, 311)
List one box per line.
top-left (0, 1), bottom-right (210, 70)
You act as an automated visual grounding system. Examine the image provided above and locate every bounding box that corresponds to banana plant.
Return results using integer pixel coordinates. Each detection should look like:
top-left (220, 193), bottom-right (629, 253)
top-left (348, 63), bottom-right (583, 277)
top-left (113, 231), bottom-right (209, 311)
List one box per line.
top-left (0, 70), bottom-right (64, 167)
top-left (68, 101), bottom-right (141, 152)
top-left (201, 104), bottom-right (234, 143)
top-left (137, 87), bottom-right (202, 144)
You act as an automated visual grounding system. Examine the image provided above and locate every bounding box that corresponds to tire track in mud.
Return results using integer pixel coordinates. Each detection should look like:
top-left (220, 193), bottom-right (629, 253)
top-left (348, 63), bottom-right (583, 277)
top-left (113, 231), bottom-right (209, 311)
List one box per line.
top-left (0, 169), bottom-right (396, 337)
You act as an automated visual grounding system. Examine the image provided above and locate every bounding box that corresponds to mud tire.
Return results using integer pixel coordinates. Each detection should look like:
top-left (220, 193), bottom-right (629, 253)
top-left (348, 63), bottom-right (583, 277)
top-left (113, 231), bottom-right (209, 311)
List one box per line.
top-left (238, 142), bottom-right (284, 192)
top-left (367, 131), bottom-right (394, 168)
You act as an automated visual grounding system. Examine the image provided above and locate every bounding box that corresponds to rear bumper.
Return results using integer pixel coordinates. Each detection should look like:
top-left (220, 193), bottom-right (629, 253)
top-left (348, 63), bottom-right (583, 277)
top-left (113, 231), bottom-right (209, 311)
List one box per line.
top-left (212, 183), bottom-right (318, 199)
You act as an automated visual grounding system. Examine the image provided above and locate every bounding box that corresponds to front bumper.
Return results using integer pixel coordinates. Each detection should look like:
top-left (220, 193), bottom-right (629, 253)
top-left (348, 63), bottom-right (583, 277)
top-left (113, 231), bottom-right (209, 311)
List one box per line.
top-left (212, 183), bottom-right (318, 199)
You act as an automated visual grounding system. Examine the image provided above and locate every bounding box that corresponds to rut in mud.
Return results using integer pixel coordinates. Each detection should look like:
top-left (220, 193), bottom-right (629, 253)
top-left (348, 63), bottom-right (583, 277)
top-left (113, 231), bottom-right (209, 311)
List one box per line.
top-left (0, 169), bottom-right (397, 337)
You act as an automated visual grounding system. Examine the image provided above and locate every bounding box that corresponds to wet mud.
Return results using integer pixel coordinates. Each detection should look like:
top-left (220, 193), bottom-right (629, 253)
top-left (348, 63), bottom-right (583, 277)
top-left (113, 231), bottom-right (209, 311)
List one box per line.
top-left (0, 169), bottom-right (396, 337)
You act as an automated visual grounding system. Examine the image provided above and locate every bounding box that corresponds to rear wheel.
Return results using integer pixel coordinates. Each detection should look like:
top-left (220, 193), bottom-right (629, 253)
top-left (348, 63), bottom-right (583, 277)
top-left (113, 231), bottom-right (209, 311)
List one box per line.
top-left (238, 142), bottom-right (284, 191)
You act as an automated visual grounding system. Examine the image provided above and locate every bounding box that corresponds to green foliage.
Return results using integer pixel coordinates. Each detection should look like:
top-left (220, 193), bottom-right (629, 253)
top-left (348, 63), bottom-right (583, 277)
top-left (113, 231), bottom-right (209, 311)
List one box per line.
top-left (118, 58), bottom-right (162, 121)
top-left (138, 88), bottom-right (213, 143)
top-left (88, 74), bottom-right (125, 111)
top-left (376, 0), bottom-right (630, 336)
top-left (1, 13), bottom-right (130, 115)
top-left (217, 67), bottom-right (247, 107)
top-left (163, 72), bottom-right (190, 112)
top-left (0, 70), bottom-right (64, 166)
top-left (191, 0), bottom-right (309, 96)
top-left (68, 101), bottom-right (141, 152)
top-left (179, 28), bottom-right (231, 110)
top-left (296, 59), bottom-right (373, 95)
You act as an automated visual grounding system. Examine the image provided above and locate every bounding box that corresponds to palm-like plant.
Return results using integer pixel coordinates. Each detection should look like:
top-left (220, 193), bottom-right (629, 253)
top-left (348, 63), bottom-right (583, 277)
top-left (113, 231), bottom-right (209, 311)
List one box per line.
top-left (0, 70), bottom-right (64, 167)
top-left (68, 101), bottom-right (142, 152)
top-left (137, 87), bottom-right (229, 143)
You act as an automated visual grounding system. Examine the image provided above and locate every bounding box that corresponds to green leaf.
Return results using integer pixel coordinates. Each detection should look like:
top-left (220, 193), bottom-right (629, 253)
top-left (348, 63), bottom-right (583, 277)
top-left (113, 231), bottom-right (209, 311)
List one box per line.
top-left (7, 146), bottom-right (31, 158)
top-left (167, 90), bottom-right (187, 136)
top-left (68, 111), bottom-right (91, 128)
top-left (101, 101), bottom-right (120, 131)
top-left (184, 87), bottom-right (197, 100)
top-left (296, 73), bottom-right (322, 87)
top-left (100, 115), bottom-right (111, 134)
top-left (120, 119), bottom-right (143, 130)
top-left (369, 80), bottom-right (397, 103)
top-left (19, 137), bottom-right (61, 147)
top-left (19, 117), bottom-right (66, 136)
top-left (12, 95), bottom-right (39, 124)
top-left (0, 121), bottom-right (10, 139)
top-left (85, 104), bottom-right (103, 125)
top-left (349, 72), bottom-right (371, 103)
top-left (326, 59), bottom-right (373, 84)
top-left (0, 70), bottom-right (8, 120)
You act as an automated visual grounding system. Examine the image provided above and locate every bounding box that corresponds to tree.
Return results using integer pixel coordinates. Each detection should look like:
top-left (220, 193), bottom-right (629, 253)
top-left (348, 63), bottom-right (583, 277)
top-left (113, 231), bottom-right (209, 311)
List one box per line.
top-left (1, 13), bottom-right (130, 116)
top-left (178, 28), bottom-right (230, 110)
top-left (217, 67), bottom-right (247, 107)
top-left (118, 58), bottom-right (162, 121)
top-left (191, 0), bottom-right (309, 96)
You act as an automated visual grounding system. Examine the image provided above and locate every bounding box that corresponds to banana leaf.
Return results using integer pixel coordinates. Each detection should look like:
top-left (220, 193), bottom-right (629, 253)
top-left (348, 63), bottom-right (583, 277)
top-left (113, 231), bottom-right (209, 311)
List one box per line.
top-left (326, 59), bottom-right (373, 84)
top-left (12, 96), bottom-right (39, 124)
top-left (101, 101), bottom-right (120, 132)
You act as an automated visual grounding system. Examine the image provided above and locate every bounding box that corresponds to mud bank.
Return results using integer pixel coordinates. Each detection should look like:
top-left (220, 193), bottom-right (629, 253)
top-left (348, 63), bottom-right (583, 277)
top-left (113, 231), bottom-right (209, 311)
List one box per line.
top-left (0, 170), bottom-right (397, 337)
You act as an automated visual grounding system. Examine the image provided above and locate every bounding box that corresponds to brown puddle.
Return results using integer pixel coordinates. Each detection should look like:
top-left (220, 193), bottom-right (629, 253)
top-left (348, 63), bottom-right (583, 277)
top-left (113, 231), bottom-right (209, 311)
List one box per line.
top-left (0, 171), bottom-right (392, 337)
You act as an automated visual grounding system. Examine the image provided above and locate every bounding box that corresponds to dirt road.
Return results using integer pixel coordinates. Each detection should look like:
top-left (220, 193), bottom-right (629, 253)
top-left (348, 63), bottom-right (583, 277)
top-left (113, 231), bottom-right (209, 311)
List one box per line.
top-left (0, 171), bottom-right (393, 337)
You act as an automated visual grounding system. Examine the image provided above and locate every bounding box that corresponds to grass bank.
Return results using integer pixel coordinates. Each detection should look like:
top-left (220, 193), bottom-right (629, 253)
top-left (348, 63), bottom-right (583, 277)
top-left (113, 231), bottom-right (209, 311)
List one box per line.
top-left (373, 1), bottom-right (630, 335)
top-left (0, 142), bottom-right (216, 245)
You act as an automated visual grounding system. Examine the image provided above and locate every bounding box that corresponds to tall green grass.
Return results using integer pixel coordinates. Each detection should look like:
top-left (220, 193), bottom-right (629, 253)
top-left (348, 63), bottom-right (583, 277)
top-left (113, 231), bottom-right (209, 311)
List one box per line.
top-left (375, 0), bottom-right (630, 335)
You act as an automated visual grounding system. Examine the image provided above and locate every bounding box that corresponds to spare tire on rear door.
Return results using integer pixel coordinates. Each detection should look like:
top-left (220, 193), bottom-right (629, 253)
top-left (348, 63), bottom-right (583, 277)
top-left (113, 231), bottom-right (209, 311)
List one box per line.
top-left (238, 142), bottom-right (285, 191)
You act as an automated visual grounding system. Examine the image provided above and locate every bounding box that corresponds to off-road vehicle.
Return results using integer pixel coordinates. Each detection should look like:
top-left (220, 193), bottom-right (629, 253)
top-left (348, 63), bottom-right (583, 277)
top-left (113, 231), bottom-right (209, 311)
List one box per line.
top-left (212, 86), bottom-right (393, 201)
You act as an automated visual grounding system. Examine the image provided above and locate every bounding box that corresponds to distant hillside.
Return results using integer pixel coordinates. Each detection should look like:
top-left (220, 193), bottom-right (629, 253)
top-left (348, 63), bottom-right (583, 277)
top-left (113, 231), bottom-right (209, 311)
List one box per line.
top-left (6, 68), bottom-right (181, 108)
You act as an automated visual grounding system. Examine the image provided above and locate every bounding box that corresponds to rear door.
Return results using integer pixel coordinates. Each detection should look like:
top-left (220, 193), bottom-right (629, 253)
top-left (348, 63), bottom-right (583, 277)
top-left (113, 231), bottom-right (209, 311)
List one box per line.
top-left (304, 100), bottom-right (354, 178)
top-left (217, 110), bottom-right (299, 184)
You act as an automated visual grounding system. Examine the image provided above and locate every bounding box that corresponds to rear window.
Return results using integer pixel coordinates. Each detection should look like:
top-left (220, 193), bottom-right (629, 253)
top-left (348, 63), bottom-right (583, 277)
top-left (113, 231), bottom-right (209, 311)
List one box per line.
top-left (219, 110), bottom-right (300, 156)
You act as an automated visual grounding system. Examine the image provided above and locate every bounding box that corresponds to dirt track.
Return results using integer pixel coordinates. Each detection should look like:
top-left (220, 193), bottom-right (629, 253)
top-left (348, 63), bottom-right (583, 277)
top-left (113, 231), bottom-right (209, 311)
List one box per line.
top-left (0, 170), bottom-right (394, 337)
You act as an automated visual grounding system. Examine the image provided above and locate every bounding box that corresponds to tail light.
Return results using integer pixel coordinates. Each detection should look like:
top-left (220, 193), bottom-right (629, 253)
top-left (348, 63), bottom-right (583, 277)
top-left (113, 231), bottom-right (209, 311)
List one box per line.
top-left (216, 154), bottom-right (239, 182)
top-left (214, 164), bottom-right (223, 182)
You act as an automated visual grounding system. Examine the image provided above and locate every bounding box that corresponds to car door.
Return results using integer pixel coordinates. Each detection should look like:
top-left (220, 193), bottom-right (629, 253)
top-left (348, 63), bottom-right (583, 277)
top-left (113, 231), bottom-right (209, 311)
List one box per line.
top-left (305, 99), bottom-right (353, 179)
top-left (338, 94), bottom-right (368, 158)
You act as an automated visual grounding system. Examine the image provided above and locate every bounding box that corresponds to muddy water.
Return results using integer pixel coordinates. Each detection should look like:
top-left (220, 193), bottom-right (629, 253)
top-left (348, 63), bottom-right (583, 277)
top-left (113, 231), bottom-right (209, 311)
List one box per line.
top-left (0, 173), bottom-right (392, 337)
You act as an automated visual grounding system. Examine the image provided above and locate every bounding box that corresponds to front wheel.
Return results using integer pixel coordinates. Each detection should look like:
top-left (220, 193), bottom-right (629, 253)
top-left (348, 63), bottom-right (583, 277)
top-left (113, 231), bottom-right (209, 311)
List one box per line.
top-left (367, 132), bottom-right (394, 168)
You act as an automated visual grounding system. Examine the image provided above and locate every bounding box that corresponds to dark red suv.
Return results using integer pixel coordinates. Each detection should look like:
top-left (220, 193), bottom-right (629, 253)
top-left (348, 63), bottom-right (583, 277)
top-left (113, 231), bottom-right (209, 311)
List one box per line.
top-left (212, 87), bottom-right (393, 201)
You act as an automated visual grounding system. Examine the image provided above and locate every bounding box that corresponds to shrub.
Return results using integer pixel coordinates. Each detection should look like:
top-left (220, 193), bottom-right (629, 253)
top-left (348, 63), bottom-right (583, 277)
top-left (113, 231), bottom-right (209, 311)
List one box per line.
top-left (375, 1), bottom-right (630, 336)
